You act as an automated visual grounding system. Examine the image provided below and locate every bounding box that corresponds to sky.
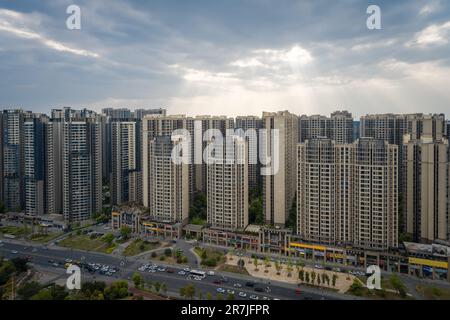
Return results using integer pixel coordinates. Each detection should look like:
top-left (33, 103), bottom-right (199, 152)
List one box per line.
top-left (0, 0), bottom-right (449, 118)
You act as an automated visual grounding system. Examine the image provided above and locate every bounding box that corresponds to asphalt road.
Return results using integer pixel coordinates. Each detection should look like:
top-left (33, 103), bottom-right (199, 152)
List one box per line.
top-left (0, 240), bottom-right (341, 300)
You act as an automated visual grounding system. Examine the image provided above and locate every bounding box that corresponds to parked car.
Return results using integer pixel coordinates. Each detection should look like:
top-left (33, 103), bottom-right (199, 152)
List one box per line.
top-left (216, 288), bottom-right (225, 293)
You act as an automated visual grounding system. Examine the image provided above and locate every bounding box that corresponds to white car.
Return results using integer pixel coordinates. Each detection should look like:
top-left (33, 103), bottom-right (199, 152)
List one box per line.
top-left (238, 292), bottom-right (247, 298)
top-left (183, 267), bottom-right (190, 272)
top-left (227, 289), bottom-right (235, 295)
top-left (249, 295), bottom-right (259, 300)
top-left (233, 283), bottom-right (242, 288)
top-left (178, 271), bottom-right (186, 275)
top-left (207, 271), bottom-right (215, 276)
top-left (217, 288), bottom-right (225, 293)
top-left (11, 250), bottom-right (18, 254)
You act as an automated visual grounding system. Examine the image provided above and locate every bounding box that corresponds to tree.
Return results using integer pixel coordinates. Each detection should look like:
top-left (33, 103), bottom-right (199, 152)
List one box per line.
top-left (184, 284), bottom-right (196, 299)
top-left (132, 272), bottom-right (142, 289)
top-left (189, 191), bottom-right (207, 222)
top-left (332, 274), bottom-right (338, 287)
top-left (161, 283), bottom-right (167, 295)
top-left (249, 187), bottom-right (263, 224)
top-left (305, 272), bottom-right (310, 284)
top-left (390, 274), bottom-right (407, 297)
top-left (264, 255), bottom-right (271, 269)
top-left (285, 196), bottom-right (297, 232)
top-left (18, 281), bottom-right (42, 300)
top-left (275, 260), bottom-right (282, 275)
top-left (206, 292), bottom-right (212, 300)
top-left (299, 270), bottom-right (305, 282)
top-left (227, 293), bottom-right (234, 300)
top-left (154, 282), bottom-right (161, 293)
top-left (216, 293), bottom-right (223, 300)
top-left (286, 258), bottom-right (293, 277)
top-left (311, 271), bottom-right (316, 285)
top-left (198, 291), bottom-right (203, 300)
top-left (102, 233), bottom-right (114, 244)
top-left (120, 226), bottom-right (132, 240)
top-left (164, 248), bottom-right (173, 257)
top-left (253, 256), bottom-right (259, 271)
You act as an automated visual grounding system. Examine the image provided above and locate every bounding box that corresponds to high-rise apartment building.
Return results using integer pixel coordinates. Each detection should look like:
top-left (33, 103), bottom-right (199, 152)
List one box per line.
top-left (404, 134), bottom-right (450, 243)
top-left (194, 116), bottom-right (235, 194)
top-left (110, 121), bottom-right (141, 205)
top-left (235, 116), bottom-right (262, 190)
top-left (45, 111), bottom-right (64, 215)
top-left (298, 111), bottom-right (354, 144)
top-left (297, 138), bottom-right (398, 250)
top-left (62, 116), bottom-right (102, 222)
top-left (24, 114), bottom-right (47, 216)
top-left (142, 114), bottom-right (195, 206)
top-left (207, 136), bottom-right (248, 231)
top-left (147, 136), bottom-right (189, 224)
top-left (1, 109), bottom-right (26, 211)
top-left (360, 113), bottom-right (446, 145)
top-left (263, 111), bottom-right (298, 227)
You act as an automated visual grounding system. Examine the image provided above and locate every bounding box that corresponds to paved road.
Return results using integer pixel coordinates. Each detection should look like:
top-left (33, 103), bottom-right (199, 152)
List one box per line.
top-left (0, 240), bottom-right (346, 300)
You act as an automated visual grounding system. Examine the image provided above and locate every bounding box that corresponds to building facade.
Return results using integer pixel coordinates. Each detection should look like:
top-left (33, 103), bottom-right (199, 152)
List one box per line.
top-left (263, 111), bottom-right (298, 227)
top-left (62, 117), bottom-right (102, 222)
top-left (404, 134), bottom-right (450, 243)
top-left (147, 136), bottom-right (189, 224)
top-left (298, 111), bottom-right (354, 144)
top-left (24, 115), bottom-right (47, 216)
top-left (298, 138), bottom-right (398, 251)
top-left (206, 136), bottom-right (248, 231)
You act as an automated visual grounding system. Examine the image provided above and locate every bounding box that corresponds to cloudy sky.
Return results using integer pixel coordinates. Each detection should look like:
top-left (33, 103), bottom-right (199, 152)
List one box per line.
top-left (0, 0), bottom-right (449, 118)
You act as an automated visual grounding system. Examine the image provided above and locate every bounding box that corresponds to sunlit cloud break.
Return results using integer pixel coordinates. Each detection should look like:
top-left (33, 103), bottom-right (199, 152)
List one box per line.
top-left (0, 9), bottom-right (99, 58)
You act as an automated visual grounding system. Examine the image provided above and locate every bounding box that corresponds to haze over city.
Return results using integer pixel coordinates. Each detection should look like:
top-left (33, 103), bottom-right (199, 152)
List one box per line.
top-left (1, 0), bottom-right (450, 117)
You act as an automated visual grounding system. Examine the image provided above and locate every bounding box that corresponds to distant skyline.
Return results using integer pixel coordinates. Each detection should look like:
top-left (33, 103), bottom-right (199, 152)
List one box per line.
top-left (1, 0), bottom-right (450, 118)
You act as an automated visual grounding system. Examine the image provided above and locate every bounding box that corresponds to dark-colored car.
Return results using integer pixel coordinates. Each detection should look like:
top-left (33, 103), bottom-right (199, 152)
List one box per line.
top-left (166, 268), bottom-right (175, 274)
top-left (254, 287), bottom-right (264, 293)
top-left (246, 281), bottom-right (255, 287)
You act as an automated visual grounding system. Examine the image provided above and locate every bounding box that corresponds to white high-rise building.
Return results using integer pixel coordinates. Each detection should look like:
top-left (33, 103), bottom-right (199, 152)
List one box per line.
top-left (24, 114), bottom-right (47, 216)
top-left (298, 137), bottom-right (398, 250)
top-left (110, 121), bottom-right (140, 205)
top-left (207, 136), bottom-right (248, 231)
top-left (62, 116), bottom-right (102, 222)
top-left (148, 136), bottom-right (189, 224)
top-left (263, 111), bottom-right (298, 227)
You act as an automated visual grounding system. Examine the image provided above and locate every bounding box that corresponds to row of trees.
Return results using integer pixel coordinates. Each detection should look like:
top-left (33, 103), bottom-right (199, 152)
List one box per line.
top-left (298, 270), bottom-right (338, 287)
top-left (16, 280), bottom-right (130, 300)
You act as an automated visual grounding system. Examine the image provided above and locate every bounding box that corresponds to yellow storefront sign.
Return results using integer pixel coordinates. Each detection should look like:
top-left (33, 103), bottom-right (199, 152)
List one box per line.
top-left (289, 242), bottom-right (326, 251)
top-left (409, 257), bottom-right (448, 269)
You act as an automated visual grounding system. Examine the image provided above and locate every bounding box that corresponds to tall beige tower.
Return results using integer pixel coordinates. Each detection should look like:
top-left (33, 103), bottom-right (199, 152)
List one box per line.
top-left (298, 138), bottom-right (398, 250)
top-left (263, 111), bottom-right (298, 227)
top-left (207, 136), bottom-right (248, 231)
top-left (404, 134), bottom-right (449, 243)
top-left (148, 136), bottom-right (189, 224)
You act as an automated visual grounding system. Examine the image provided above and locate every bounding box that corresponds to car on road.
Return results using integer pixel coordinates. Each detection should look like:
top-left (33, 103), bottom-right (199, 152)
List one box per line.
top-left (249, 295), bottom-right (259, 300)
top-left (52, 262), bottom-right (59, 268)
top-left (295, 288), bottom-right (302, 295)
top-left (213, 279), bottom-right (222, 285)
top-left (245, 281), bottom-right (255, 287)
top-left (314, 264), bottom-right (324, 269)
top-left (178, 271), bottom-right (186, 275)
top-left (227, 289), bottom-right (235, 295)
top-left (238, 292), bottom-right (247, 298)
top-left (166, 268), bottom-right (175, 274)
top-left (254, 287), bottom-right (264, 293)
top-left (233, 283), bottom-right (242, 288)
top-left (65, 258), bottom-right (72, 263)
top-left (157, 267), bottom-right (166, 272)
top-left (265, 286), bottom-right (271, 293)
top-left (207, 271), bottom-right (215, 276)
top-left (216, 288), bottom-right (225, 293)
top-left (183, 267), bottom-right (190, 272)
top-left (261, 296), bottom-right (269, 300)
top-left (10, 250), bottom-right (18, 254)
